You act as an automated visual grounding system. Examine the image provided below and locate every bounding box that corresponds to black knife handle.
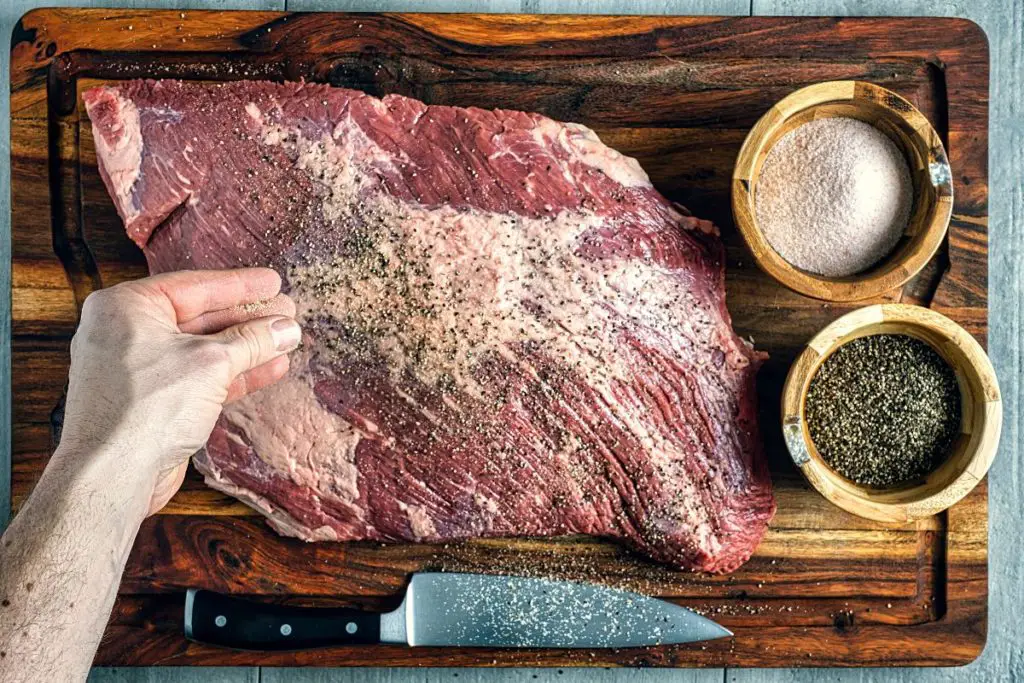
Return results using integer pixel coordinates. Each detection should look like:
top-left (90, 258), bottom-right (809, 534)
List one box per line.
top-left (185, 589), bottom-right (381, 651)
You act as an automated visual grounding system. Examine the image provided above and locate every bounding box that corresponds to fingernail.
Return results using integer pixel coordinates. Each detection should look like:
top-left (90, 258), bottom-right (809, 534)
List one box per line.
top-left (271, 317), bottom-right (302, 352)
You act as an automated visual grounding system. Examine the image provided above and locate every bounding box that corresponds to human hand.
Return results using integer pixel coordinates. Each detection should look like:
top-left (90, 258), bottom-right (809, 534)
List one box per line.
top-left (59, 268), bottom-right (300, 516)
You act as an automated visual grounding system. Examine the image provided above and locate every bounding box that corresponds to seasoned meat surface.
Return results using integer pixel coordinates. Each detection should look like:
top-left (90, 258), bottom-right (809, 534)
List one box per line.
top-left (85, 80), bottom-right (774, 573)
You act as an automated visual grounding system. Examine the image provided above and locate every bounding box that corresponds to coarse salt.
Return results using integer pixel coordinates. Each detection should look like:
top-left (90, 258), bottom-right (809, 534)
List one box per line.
top-left (755, 117), bottom-right (913, 277)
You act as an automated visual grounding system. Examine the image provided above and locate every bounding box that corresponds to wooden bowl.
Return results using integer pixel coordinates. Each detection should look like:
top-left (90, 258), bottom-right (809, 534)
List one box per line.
top-left (732, 81), bottom-right (953, 302)
top-left (781, 304), bottom-right (1001, 523)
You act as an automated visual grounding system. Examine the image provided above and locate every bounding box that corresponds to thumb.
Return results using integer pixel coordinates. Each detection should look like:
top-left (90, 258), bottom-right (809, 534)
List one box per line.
top-left (212, 315), bottom-right (302, 378)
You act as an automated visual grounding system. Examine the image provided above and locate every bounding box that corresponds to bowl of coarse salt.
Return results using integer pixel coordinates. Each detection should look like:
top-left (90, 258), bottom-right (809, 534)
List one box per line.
top-left (732, 81), bottom-right (953, 302)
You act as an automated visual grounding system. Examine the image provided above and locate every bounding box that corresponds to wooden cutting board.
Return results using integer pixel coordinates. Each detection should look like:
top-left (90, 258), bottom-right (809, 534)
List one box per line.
top-left (9, 10), bottom-right (989, 668)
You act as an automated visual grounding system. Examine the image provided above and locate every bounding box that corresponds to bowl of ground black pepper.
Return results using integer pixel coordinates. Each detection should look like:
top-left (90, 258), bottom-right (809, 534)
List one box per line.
top-left (732, 81), bottom-right (953, 302)
top-left (782, 304), bottom-right (1001, 523)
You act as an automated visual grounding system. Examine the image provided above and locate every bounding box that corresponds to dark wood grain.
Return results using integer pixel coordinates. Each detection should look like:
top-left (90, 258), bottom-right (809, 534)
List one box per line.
top-left (117, 515), bottom-right (938, 599)
top-left (8, 10), bottom-right (989, 668)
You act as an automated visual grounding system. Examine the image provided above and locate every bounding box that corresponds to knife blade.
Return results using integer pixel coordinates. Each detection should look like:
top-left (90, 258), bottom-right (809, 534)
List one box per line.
top-left (184, 572), bottom-right (731, 650)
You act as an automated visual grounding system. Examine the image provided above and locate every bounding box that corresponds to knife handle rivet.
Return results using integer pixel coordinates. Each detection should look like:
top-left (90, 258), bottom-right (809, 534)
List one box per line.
top-left (280, 624), bottom-right (293, 636)
top-left (345, 622), bottom-right (358, 634)
top-left (214, 615), bottom-right (227, 628)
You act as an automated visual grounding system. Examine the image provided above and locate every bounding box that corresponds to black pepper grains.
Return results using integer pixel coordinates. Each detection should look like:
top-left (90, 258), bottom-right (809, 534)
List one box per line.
top-left (805, 334), bottom-right (961, 488)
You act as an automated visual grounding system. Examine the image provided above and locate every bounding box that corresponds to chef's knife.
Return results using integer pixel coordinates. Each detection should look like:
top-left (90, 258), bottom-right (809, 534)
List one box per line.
top-left (184, 572), bottom-right (731, 650)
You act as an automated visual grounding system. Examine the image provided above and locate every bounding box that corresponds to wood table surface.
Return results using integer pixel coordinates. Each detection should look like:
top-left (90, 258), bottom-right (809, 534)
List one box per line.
top-left (1, 0), bottom-right (1020, 682)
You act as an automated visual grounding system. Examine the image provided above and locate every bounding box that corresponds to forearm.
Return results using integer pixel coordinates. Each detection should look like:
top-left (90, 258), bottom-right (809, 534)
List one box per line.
top-left (0, 443), bottom-right (152, 682)
top-left (0, 269), bottom-right (296, 680)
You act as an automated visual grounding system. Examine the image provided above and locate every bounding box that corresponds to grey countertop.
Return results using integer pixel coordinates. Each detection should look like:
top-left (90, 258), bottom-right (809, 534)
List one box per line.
top-left (2, 0), bottom-right (1020, 681)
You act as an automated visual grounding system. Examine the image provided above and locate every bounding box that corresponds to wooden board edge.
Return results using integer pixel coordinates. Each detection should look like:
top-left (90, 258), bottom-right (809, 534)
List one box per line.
top-left (94, 593), bottom-right (989, 667)
top-left (11, 12), bottom-right (994, 115)
top-left (923, 17), bottom-right (990, 657)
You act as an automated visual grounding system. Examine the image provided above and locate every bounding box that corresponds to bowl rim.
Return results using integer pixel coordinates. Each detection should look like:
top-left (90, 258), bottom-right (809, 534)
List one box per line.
top-left (732, 80), bottom-right (954, 302)
top-left (781, 304), bottom-right (1001, 523)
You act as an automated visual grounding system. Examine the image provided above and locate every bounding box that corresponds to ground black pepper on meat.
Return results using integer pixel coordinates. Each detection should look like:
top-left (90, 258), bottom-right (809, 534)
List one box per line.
top-left (805, 334), bottom-right (961, 488)
top-left (84, 79), bottom-right (774, 572)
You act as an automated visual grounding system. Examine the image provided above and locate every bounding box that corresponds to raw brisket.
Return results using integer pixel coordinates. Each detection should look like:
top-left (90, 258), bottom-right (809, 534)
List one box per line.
top-left (84, 80), bottom-right (774, 573)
